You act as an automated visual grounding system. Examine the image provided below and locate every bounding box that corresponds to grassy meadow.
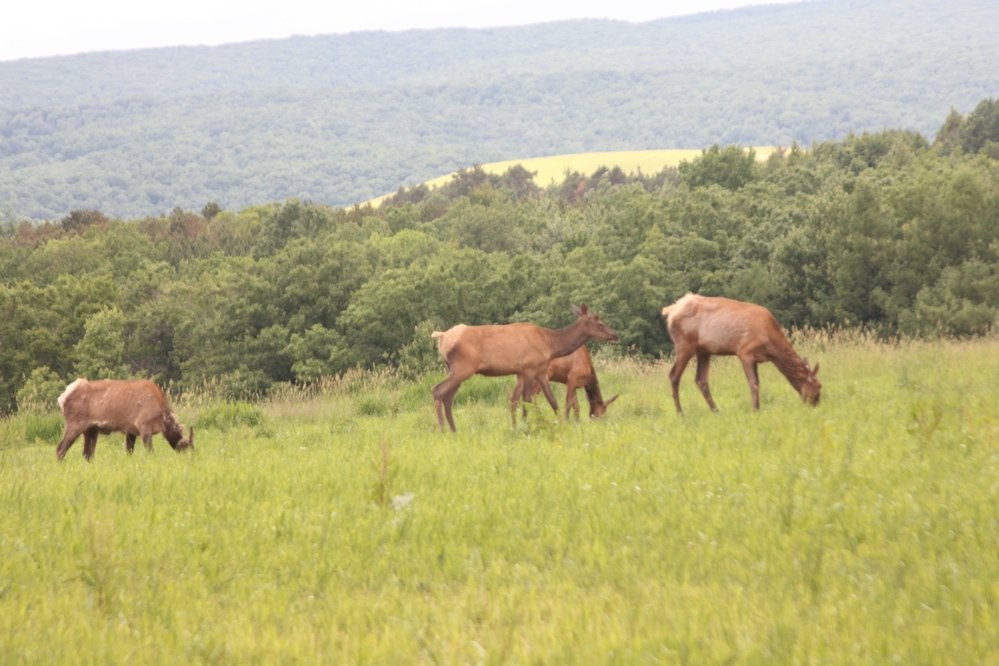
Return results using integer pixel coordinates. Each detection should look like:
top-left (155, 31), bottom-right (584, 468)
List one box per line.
top-left (1, 335), bottom-right (996, 663)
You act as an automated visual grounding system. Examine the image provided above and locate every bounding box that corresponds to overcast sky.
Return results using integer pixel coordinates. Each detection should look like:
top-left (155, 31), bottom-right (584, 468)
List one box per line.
top-left (1, 0), bottom-right (806, 62)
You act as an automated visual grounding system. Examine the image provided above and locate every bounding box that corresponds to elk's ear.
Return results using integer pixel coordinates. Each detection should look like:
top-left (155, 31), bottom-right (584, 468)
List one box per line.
top-left (812, 363), bottom-right (820, 376)
top-left (605, 395), bottom-right (619, 407)
top-left (573, 304), bottom-right (589, 316)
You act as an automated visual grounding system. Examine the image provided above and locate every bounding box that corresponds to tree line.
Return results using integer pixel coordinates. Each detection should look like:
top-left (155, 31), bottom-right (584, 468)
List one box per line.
top-left (1, 102), bottom-right (997, 413)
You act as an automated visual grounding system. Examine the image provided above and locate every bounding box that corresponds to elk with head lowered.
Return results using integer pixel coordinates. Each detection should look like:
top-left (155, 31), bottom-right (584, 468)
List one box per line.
top-left (430, 305), bottom-right (619, 432)
top-left (661, 293), bottom-right (821, 413)
top-left (56, 378), bottom-right (194, 460)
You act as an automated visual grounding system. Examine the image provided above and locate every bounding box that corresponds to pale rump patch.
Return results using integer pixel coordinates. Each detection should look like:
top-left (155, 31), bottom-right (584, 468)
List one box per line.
top-left (57, 378), bottom-right (88, 413)
top-left (431, 324), bottom-right (468, 362)
top-left (661, 292), bottom-right (696, 323)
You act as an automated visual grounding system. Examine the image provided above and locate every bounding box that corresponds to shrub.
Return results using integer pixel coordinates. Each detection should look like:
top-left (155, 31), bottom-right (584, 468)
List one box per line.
top-left (16, 367), bottom-right (66, 413)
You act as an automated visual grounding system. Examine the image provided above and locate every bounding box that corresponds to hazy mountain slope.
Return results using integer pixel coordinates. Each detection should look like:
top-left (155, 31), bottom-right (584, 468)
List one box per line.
top-left (1, 0), bottom-right (997, 220)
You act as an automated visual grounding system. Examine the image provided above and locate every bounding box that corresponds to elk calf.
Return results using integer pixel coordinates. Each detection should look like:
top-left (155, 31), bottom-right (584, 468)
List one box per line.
top-left (56, 378), bottom-right (194, 460)
top-left (516, 345), bottom-right (618, 419)
top-left (431, 305), bottom-right (619, 432)
top-left (661, 293), bottom-right (821, 412)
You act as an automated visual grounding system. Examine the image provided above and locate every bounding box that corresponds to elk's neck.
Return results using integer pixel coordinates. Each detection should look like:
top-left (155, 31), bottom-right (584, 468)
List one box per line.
top-left (769, 341), bottom-right (810, 394)
top-left (163, 411), bottom-right (185, 446)
top-left (545, 320), bottom-right (591, 359)
top-left (583, 377), bottom-right (604, 407)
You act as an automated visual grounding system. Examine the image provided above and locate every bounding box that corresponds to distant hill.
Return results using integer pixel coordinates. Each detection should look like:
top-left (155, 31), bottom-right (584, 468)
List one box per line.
top-left (1, 0), bottom-right (997, 221)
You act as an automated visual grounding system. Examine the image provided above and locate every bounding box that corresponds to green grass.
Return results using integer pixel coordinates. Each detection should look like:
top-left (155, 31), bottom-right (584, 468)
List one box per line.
top-left (1, 337), bottom-right (996, 663)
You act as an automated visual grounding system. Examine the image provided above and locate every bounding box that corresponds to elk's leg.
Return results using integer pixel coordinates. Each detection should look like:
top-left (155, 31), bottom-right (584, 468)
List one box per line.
top-left (82, 426), bottom-right (99, 460)
top-left (434, 398), bottom-right (445, 430)
top-left (433, 375), bottom-right (464, 432)
top-left (534, 377), bottom-right (560, 416)
top-left (739, 355), bottom-right (761, 411)
top-left (442, 391), bottom-right (458, 432)
top-left (56, 425), bottom-right (84, 460)
top-left (668, 348), bottom-right (695, 414)
top-left (511, 375), bottom-right (528, 425)
top-left (141, 432), bottom-right (154, 451)
top-left (565, 381), bottom-right (580, 420)
top-left (520, 377), bottom-right (533, 419)
top-left (694, 351), bottom-right (719, 412)
top-left (433, 373), bottom-right (467, 432)
top-left (125, 433), bottom-right (137, 454)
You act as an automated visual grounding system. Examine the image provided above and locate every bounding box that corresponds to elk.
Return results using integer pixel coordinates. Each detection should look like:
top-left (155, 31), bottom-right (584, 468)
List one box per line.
top-left (430, 305), bottom-right (619, 432)
top-left (661, 293), bottom-right (821, 413)
top-left (514, 345), bottom-right (618, 419)
top-left (56, 378), bottom-right (194, 460)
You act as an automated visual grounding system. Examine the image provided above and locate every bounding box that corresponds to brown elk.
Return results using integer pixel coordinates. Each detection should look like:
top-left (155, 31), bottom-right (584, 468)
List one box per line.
top-left (514, 345), bottom-right (618, 419)
top-left (56, 378), bottom-right (194, 460)
top-left (430, 305), bottom-right (619, 432)
top-left (661, 293), bottom-right (821, 413)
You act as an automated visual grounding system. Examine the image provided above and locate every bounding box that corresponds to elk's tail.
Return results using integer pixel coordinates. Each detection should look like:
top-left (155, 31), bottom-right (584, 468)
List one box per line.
top-left (661, 293), bottom-right (695, 322)
top-left (57, 378), bottom-right (87, 413)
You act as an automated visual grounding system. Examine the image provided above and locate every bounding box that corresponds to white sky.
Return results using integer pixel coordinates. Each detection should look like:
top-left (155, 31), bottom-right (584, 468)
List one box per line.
top-left (1, 0), bottom-right (804, 62)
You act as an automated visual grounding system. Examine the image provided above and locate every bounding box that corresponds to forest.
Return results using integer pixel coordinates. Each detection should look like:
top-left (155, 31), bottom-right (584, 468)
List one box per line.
top-left (1, 101), bottom-right (997, 414)
top-left (1, 0), bottom-right (998, 221)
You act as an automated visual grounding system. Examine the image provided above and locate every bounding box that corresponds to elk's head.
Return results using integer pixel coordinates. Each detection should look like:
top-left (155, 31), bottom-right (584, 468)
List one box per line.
top-left (572, 304), bottom-right (620, 343)
top-left (178, 426), bottom-right (195, 451)
top-left (800, 361), bottom-right (821, 406)
top-left (589, 394), bottom-right (618, 418)
top-left (164, 412), bottom-right (195, 451)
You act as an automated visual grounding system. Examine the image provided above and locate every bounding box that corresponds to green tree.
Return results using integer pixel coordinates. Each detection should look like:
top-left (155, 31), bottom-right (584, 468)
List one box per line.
top-left (934, 108), bottom-right (965, 155)
top-left (201, 201), bottom-right (222, 220)
top-left (960, 98), bottom-right (999, 155)
top-left (598, 254), bottom-right (670, 356)
top-left (821, 179), bottom-right (896, 325)
top-left (335, 247), bottom-right (521, 368)
top-left (73, 306), bottom-right (131, 379)
top-left (679, 145), bottom-right (758, 191)
top-left (61, 209), bottom-right (109, 234)
top-left (262, 238), bottom-right (372, 331)
top-left (15, 366), bottom-right (66, 412)
top-left (287, 324), bottom-right (343, 383)
top-left (905, 259), bottom-right (998, 336)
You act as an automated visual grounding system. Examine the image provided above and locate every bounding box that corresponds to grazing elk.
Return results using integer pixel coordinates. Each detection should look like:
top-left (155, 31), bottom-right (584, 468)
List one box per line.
top-left (56, 378), bottom-right (194, 460)
top-left (661, 293), bottom-right (821, 413)
top-left (430, 305), bottom-right (619, 432)
top-left (515, 345), bottom-right (618, 419)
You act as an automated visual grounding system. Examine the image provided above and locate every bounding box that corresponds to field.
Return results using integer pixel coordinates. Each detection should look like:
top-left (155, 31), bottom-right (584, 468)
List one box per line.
top-left (1, 335), bottom-right (996, 663)
top-left (365, 147), bottom-right (779, 206)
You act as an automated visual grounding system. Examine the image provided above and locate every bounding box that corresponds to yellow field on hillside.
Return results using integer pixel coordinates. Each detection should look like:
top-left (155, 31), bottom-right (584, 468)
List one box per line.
top-left (368, 147), bottom-right (779, 207)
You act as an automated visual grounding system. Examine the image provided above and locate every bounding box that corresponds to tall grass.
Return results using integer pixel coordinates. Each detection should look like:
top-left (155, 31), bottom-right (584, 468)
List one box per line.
top-left (1, 337), bottom-right (996, 663)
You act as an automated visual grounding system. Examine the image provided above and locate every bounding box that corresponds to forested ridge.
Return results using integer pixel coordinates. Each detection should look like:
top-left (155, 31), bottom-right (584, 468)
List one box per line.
top-left (1, 100), bottom-right (997, 414)
top-left (2, 0), bottom-right (998, 221)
